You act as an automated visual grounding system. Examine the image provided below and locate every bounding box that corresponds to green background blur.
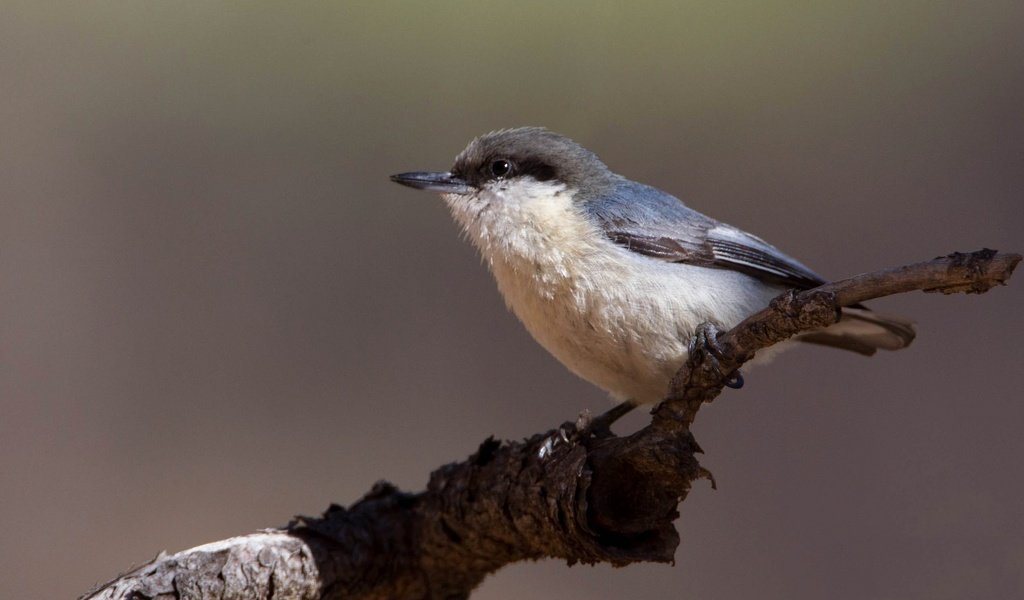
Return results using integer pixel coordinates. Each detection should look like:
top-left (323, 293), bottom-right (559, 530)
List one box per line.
top-left (2, 2), bottom-right (1022, 599)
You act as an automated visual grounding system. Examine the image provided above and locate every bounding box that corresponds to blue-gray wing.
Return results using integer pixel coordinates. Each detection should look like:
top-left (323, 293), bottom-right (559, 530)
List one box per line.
top-left (585, 179), bottom-right (825, 289)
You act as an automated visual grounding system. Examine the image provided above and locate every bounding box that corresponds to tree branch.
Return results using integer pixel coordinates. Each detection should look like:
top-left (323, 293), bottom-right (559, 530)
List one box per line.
top-left (81, 249), bottom-right (1020, 600)
top-left (660, 248), bottom-right (1021, 421)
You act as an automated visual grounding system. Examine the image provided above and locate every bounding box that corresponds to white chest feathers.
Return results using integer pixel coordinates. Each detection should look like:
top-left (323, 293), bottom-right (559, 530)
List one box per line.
top-left (442, 180), bottom-right (776, 404)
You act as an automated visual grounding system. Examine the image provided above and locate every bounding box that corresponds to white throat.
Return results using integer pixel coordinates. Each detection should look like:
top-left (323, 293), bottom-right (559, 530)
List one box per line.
top-left (445, 178), bottom-right (580, 255)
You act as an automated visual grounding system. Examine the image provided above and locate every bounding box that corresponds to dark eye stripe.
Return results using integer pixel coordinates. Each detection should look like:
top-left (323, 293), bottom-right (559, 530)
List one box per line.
top-left (453, 155), bottom-right (558, 187)
top-left (516, 158), bottom-right (556, 182)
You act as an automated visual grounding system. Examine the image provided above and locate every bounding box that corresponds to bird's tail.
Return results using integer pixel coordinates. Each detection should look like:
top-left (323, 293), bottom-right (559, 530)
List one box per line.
top-left (797, 307), bottom-right (916, 356)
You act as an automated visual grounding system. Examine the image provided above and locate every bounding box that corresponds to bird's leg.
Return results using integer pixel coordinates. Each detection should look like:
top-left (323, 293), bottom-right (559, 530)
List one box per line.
top-left (693, 322), bottom-right (744, 389)
top-left (586, 400), bottom-right (638, 438)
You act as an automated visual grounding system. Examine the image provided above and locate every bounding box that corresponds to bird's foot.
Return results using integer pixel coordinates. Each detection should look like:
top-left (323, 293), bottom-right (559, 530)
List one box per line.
top-left (692, 322), bottom-right (744, 389)
top-left (536, 426), bottom-right (572, 460)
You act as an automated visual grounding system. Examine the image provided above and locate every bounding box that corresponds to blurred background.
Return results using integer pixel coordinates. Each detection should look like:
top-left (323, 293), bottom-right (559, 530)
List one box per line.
top-left (2, 2), bottom-right (1022, 598)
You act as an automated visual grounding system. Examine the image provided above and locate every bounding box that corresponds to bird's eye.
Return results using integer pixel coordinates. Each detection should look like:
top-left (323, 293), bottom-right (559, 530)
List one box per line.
top-left (489, 158), bottom-right (512, 178)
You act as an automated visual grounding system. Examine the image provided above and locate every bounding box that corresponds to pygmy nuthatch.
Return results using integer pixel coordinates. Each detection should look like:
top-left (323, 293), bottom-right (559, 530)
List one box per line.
top-left (392, 128), bottom-right (914, 406)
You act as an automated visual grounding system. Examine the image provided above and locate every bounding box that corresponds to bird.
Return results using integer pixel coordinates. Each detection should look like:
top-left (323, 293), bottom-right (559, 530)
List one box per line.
top-left (391, 127), bottom-right (914, 410)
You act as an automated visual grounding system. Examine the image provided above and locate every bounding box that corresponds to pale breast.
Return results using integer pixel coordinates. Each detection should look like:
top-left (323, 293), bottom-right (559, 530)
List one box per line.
top-left (490, 245), bottom-right (781, 402)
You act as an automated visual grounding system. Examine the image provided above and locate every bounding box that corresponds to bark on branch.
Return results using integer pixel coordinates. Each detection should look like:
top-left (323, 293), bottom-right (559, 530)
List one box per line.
top-left (82, 249), bottom-right (1020, 600)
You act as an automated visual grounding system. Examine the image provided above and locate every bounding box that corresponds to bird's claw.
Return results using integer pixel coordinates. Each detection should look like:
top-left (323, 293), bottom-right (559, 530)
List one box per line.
top-left (723, 370), bottom-right (744, 389)
top-left (693, 322), bottom-right (744, 389)
top-left (537, 427), bottom-right (572, 459)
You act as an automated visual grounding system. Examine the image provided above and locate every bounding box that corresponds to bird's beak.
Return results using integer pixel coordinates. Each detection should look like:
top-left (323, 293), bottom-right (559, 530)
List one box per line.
top-left (390, 171), bottom-right (474, 195)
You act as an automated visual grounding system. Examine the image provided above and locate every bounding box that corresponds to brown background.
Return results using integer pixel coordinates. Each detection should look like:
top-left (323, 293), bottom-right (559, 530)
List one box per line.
top-left (2, 3), bottom-right (1022, 599)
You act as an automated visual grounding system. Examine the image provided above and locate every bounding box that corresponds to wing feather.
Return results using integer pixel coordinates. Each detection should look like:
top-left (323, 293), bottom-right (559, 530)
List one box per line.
top-left (587, 180), bottom-right (824, 289)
